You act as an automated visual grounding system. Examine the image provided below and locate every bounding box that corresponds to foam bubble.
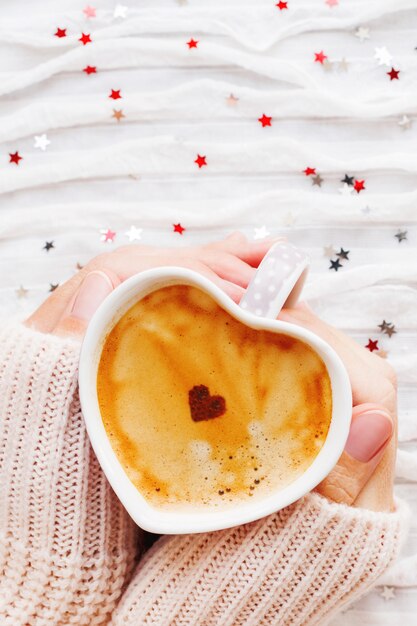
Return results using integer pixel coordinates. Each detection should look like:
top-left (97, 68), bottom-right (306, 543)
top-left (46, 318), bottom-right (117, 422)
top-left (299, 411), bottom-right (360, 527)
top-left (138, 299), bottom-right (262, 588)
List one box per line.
top-left (188, 439), bottom-right (212, 461)
top-left (247, 420), bottom-right (264, 437)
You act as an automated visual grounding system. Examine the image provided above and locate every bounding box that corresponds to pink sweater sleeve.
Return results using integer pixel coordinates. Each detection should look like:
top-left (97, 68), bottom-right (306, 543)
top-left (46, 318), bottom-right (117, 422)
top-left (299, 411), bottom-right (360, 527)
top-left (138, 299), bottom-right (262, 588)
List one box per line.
top-left (0, 324), bottom-right (408, 626)
top-left (0, 324), bottom-right (139, 626)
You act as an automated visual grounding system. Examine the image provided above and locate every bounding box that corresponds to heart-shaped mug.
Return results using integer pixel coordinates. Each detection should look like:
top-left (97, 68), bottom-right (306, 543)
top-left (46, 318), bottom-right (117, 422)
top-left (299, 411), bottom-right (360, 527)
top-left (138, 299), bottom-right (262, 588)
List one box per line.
top-left (79, 242), bottom-right (352, 534)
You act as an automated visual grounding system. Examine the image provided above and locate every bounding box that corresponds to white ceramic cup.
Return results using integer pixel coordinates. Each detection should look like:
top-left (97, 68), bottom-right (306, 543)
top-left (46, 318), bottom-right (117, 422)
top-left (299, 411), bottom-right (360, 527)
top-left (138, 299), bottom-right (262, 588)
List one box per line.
top-left (79, 242), bottom-right (352, 534)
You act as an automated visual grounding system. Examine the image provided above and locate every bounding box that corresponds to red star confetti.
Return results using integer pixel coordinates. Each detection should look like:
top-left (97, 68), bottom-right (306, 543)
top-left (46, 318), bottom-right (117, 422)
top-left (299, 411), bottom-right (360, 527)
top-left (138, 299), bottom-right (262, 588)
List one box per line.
top-left (79, 33), bottom-right (92, 45)
top-left (365, 339), bottom-right (379, 352)
top-left (195, 154), bottom-right (207, 168)
top-left (83, 5), bottom-right (96, 18)
top-left (173, 223), bottom-right (186, 235)
top-left (109, 89), bottom-right (122, 100)
top-left (258, 114), bottom-right (272, 127)
top-left (187, 38), bottom-right (198, 49)
top-left (387, 67), bottom-right (400, 81)
top-left (354, 179), bottom-right (365, 193)
top-left (314, 51), bottom-right (327, 64)
top-left (100, 229), bottom-right (116, 243)
top-left (276, 1), bottom-right (288, 9)
top-left (9, 151), bottom-right (22, 165)
top-left (303, 167), bottom-right (316, 176)
top-left (325, 0), bottom-right (338, 6)
top-left (54, 27), bottom-right (67, 38)
top-left (83, 65), bottom-right (96, 75)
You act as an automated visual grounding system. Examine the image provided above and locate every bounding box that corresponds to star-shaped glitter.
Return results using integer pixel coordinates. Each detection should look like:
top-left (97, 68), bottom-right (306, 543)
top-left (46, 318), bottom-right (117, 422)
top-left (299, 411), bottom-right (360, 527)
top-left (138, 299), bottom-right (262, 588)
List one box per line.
top-left (314, 51), bottom-right (327, 64)
top-left (253, 226), bottom-right (270, 240)
top-left (338, 58), bottom-right (349, 72)
top-left (16, 285), bottom-right (28, 298)
top-left (339, 183), bottom-right (354, 196)
top-left (112, 109), bottom-right (125, 121)
top-left (173, 223), bottom-right (185, 235)
top-left (125, 225), bottom-right (143, 241)
top-left (226, 94), bottom-right (239, 106)
top-left (195, 154), bottom-right (207, 168)
top-left (55, 27), bottom-right (67, 38)
top-left (378, 320), bottom-right (391, 333)
top-left (283, 211), bottom-right (296, 226)
top-left (382, 323), bottom-right (397, 338)
top-left (34, 134), bottom-right (50, 151)
top-left (114, 4), bottom-right (128, 18)
top-left (43, 241), bottom-right (54, 252)
top-left (325, 0), bottom-right (339, 6)
top-left (341, 174), bottom-right (354, 185)
top-left (49, 283), bottom-right (59, 292)
top-left (9, 151), bottom-right (22, 165)
top-left (312, 174), bottom-right (323, 187)
top-left (365, 339), bottom-right (379, 352)
top-left (398, 115), bottom-right (412, 130)
top-left (83, 65), bottom-right (97, 75)
top-left (258, 114), bottom-right (272, 127)
top-left (79, 33), bottom-right (92, 45)
top-left (83, 5), bottom-right (96, 18)
top-left (336, 247), bottom-right (349, 260)
top-left (355, 26), bottom-right (370, 42)
top-left (354, 179), bottom-right (365, 193)
top-left (387, 67), bottom-right (400, 81)
top-left (395, 229), bottom-right (407, 242)
top-left (304, 167), bottom-right (316, 176)
top-left (380, 586), bottom-right (396, 601)
top-left (323, 59), bottom-right (333, 72)
top-left (109, 89), bottom-right (122, 100)
top-left (276, 1), bottom-right (288, 9)
top-left (323, 245), bottom-right (336, 258)
top-left (374, 47), bottom-right (392, 67)
top-left (329, 258), bottom-right (342, 271)
top-left (100, 229), bottom-right (116, 243)
top-left (187, 38), bottom-right (199, 49)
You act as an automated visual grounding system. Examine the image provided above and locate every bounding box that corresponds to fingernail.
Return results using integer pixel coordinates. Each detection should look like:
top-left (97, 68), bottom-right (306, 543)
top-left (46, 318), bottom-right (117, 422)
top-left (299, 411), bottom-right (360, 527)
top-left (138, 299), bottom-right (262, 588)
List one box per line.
top-left (345, 410), bottom-right (393, 462)
top-left (71, 271), bottom-right (114, 321)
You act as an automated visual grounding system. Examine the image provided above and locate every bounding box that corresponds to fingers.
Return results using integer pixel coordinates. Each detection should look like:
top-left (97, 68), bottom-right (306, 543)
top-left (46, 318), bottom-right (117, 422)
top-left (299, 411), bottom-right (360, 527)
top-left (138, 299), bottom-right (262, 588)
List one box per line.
top-left (53, 270), bottom-right (120, 338)
top-left (202, 253), bottom-right (256, 288)
top-left (316, 403), bottom-right (393, 509)
top-left (211, 231), bottom-right (286, 268)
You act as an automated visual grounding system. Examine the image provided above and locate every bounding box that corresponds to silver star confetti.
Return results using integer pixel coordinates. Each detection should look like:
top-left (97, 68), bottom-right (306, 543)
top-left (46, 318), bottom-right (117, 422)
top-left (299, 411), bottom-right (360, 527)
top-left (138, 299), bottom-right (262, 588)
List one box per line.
top-left (380, 586), bottom-right (396, 601)
top-left (398, 115), bottom-right (412, 130)
top-left (338, 58), bottom-right (349, 72)
top-left (312, 174), bottom-right (323, 187)
top-left (395, 229), bottom-right (407, 243)
top-left (16, 285), bottom-right (28, 298)
top-left (355, 26), bottom-right (370, 42)
top-left (226, 93), bottom-right (239, 106)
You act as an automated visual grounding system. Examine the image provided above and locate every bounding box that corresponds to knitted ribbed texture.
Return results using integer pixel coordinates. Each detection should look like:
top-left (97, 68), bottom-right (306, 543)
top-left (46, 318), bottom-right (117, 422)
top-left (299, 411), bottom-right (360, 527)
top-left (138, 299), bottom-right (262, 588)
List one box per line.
top-left (0, 324), bottom-right (139, 626)
top-left (0, 323), bottom-right (409, 626)
top-left (112, 494), bottom-right (407, 626)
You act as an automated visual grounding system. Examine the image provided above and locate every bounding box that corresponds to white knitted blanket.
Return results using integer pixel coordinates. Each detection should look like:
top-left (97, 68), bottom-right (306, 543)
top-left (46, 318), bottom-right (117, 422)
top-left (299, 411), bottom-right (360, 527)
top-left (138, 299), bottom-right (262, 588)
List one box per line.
top-left (0, 1), bottom-right (416, 622)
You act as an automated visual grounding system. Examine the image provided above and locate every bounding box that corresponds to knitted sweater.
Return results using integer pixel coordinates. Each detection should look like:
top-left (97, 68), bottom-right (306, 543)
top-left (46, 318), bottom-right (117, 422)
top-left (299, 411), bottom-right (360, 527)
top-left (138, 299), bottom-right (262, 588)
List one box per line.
top-left (0, 324), bottom-right (408, 626)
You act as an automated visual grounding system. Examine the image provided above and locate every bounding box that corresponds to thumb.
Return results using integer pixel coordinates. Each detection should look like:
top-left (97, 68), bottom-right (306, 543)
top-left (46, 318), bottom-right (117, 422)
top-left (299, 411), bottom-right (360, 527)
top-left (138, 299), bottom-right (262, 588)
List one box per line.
top-left (316, 403), bottom-right (393, 506)
top-left (53, 270), bottom-right (119, 338)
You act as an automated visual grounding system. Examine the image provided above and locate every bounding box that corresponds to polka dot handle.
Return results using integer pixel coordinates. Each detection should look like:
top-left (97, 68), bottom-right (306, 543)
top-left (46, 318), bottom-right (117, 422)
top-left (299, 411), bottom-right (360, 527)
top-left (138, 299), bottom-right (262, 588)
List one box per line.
top-left (239, 242), bottom-right (309, 319)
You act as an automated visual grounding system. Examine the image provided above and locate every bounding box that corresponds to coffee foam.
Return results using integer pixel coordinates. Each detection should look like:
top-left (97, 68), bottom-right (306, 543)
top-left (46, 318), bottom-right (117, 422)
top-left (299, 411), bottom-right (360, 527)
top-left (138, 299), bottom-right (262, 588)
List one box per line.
top-left (97, 284), bottom-right (332, 511)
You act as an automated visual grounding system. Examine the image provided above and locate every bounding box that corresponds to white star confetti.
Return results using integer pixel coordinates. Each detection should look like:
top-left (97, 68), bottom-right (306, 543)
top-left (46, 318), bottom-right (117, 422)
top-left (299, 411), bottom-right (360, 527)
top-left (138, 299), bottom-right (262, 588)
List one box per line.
top-left (380, 586), bottom-right (396, 601)
top-left (374, 47), bottom-right (392, 67)
top-left (125, 225), bottom-right (143, 241)
top-left (253, 226), bottom-right (270, 240)
top-left (339, 183), bottom-right (354, 196)
top-left (355, 26), bottom-right (370, 42)
top-left (114, 4), bottom-right (128, 18)
top-left (34, 134), bottom-right (50, 151)
top-left (16, 285), bottom-right (29, 298)
top-left (398, 115), bottom-right (412, 130)
top-left (323, 245), bottom-right (335, 258)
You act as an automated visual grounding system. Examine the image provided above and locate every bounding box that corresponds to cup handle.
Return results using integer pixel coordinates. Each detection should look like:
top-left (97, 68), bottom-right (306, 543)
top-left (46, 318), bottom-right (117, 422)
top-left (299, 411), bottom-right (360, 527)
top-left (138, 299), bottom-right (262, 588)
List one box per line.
top-left (239, 242), bottom-right (309, 319)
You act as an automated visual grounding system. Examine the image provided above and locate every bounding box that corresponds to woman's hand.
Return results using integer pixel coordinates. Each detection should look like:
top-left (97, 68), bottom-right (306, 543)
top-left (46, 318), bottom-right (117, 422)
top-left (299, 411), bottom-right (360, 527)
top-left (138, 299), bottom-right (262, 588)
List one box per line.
top-left (25, 231), bottom-right (283, 337)
top-left (25, 232), bottom-right (397, 514)
top-left (279, 306), bottom-right (397, 513)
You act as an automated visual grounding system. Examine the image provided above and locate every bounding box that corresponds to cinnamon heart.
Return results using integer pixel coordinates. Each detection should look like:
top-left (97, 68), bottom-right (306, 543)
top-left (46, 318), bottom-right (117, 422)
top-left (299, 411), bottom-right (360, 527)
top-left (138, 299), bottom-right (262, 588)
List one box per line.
top-left (188, 384), bottom-right (226, 422)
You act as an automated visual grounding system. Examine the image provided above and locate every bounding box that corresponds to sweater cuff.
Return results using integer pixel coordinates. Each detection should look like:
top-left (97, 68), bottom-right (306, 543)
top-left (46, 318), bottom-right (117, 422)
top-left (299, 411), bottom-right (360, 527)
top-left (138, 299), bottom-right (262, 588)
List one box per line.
top-left (111, 491), bottom-right (409, 626)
